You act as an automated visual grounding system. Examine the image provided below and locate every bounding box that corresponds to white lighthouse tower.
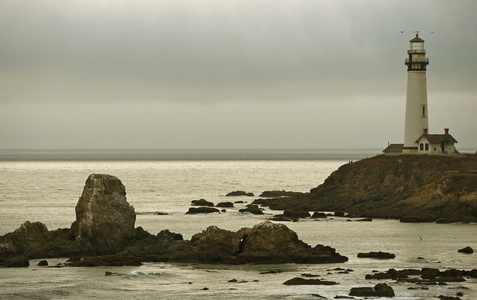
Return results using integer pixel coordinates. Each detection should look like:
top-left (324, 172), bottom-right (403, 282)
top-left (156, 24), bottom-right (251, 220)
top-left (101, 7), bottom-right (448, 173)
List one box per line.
top-left (403, 33), bottom-right (429, 153)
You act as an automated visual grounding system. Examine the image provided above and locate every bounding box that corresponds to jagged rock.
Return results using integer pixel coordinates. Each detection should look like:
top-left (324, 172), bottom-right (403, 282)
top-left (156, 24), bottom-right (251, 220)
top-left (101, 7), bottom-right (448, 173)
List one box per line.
top-left (438, 296), bottom-right (461, 300)
top-left (191, 199), bottom-right (214, 207)
top-left (458, 246), bottom-right (473, 254)
top-left (365, 268), bottom-right (476, 283)
top-left (349, 283), bottom-right (395, 297)
top-left (188, 221), bottom-right (348, 264)
top-left (69, 174), bottom-right (136, 254)
top-left (226, 191), bottom-right (254, 197)
top-left (186, 207), bottom-right (220, 214)
top-left (358, 251), bottom-right (395, 259)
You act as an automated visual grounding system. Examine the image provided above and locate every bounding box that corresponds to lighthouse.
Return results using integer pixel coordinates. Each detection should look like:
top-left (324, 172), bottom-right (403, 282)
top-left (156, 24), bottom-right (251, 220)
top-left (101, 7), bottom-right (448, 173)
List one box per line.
top-left (403, 34), bottom-right (429, 153)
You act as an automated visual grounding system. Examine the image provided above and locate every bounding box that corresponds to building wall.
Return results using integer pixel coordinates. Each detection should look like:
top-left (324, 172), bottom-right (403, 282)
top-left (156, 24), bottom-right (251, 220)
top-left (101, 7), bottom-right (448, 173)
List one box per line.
top-left (417, 138), bottom-right (455, 155)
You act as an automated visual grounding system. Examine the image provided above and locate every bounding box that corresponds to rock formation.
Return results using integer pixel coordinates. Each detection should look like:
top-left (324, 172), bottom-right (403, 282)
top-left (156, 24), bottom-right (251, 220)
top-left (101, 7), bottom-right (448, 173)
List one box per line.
top-left (69, 174), bottom-right (136, 254)
top-left (0, 174), bottom-right (347, 267)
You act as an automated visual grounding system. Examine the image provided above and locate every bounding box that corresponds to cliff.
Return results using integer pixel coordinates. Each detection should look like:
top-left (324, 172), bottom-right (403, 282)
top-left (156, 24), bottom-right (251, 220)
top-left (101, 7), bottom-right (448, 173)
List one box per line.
top-left (308, 154), bottom-right (477, 222)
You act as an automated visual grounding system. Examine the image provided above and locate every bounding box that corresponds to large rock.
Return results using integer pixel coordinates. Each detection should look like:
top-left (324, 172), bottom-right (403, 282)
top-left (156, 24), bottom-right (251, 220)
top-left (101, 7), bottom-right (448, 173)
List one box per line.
top-left (69, 174), bottom-right (136, 254)
top-left (188, 221), bottom-right (348, 264)
top-left (0, 221), bottom-right (51, 259)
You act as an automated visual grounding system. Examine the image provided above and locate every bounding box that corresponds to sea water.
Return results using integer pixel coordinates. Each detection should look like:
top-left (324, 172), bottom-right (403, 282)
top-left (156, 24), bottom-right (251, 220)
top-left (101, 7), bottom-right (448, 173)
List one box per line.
top-left (0, 149), bottom-right (476, 299)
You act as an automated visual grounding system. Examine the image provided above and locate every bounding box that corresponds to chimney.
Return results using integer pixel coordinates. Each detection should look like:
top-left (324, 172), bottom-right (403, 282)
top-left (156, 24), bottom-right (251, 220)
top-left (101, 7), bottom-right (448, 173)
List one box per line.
top-left (444, 128), bottom-right (449, 135)
top-left (423, 128), bottom-right (428, 134)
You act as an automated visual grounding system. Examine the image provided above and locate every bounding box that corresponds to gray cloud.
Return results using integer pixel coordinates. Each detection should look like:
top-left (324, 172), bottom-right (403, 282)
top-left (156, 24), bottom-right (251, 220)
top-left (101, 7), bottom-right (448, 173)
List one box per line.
top-left (1, 0), bottom-right (476, 149)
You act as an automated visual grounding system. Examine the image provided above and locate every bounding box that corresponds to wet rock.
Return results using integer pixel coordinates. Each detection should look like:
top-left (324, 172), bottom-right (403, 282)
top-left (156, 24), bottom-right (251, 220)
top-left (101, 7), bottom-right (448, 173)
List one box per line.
top-left (400, 216), bottom-right (435, 223)
top-left (0, 221), bottom-right (51, 259)
top-left (186, 207), bottom-right (220, 214)
top-left (334, 211), bottom-right (345, 217)
top-left (283, 206), bottom-right (311, 219)
top-left (269, 215), bottom-right (294, 222)
top-left (216, 202), bottom-right (234, 208)
top-left (283, 277), bottom-right (339, 285)
top-left (69, 251), bottom-right (142, 267)
top-left (438, 296), bottom-right (461, 300)
top-left (226, 191), bottom-right (254, 197)
top-left (357, 251), bottom-right (395, 259)
top-left (37, 260), bottom-right (48, 266)
top-left (310, 212), bottom-right (327, 219)
top-left (458, 246), bottom-right (473, 254)
top-left (188, 221), bottom-right (348, 264)
top-left (349, 283), bottom-right (395, 297)
top-left (5, 255), bottom-right (30, 268)
top-left (69, 174), bottom-right (136, 254)
top-left (259, 191), bottom-right (304, 198)
top-left (239, 204), bottom-right (264, 215)
top-left (191, 199), bottom-right (214, 207)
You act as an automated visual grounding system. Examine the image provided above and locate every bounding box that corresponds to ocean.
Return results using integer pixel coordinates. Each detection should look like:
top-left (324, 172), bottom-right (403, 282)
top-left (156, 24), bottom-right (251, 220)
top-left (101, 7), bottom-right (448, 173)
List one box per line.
top-left (0, 149), bottom-right (476, 299)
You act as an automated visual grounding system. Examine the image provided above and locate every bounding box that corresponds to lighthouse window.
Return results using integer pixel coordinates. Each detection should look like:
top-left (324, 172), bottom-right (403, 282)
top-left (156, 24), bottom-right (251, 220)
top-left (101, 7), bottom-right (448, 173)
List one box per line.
top-left (422, 106), bottom-right (426, 117)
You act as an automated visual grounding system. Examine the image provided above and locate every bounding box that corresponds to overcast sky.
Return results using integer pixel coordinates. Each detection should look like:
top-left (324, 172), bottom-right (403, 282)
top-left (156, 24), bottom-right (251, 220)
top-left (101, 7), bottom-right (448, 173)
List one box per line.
top-left (1, 0), bottom-right (476, 149)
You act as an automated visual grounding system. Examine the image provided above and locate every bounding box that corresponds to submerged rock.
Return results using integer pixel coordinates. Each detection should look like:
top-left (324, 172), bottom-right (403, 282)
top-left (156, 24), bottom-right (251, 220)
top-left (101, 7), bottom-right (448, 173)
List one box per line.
top-left (283, 277), bottom-right (339, 285)
top-left (458, 246), bottom-right (473, 254)
top-left (349, 283), bottom-right (395, 297)
top-left (186, 207), bottom-right (220, 214)
top-left (191, 199), bottom-right (214, 207)
top-left (226, 191), bottom-right (254, 197)
top-left (5, 255), bottom-right (30, 268)
top-left (239, 204), bottom-right (264, 215)
top-left (357, 251), bottom-right (396, 259)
